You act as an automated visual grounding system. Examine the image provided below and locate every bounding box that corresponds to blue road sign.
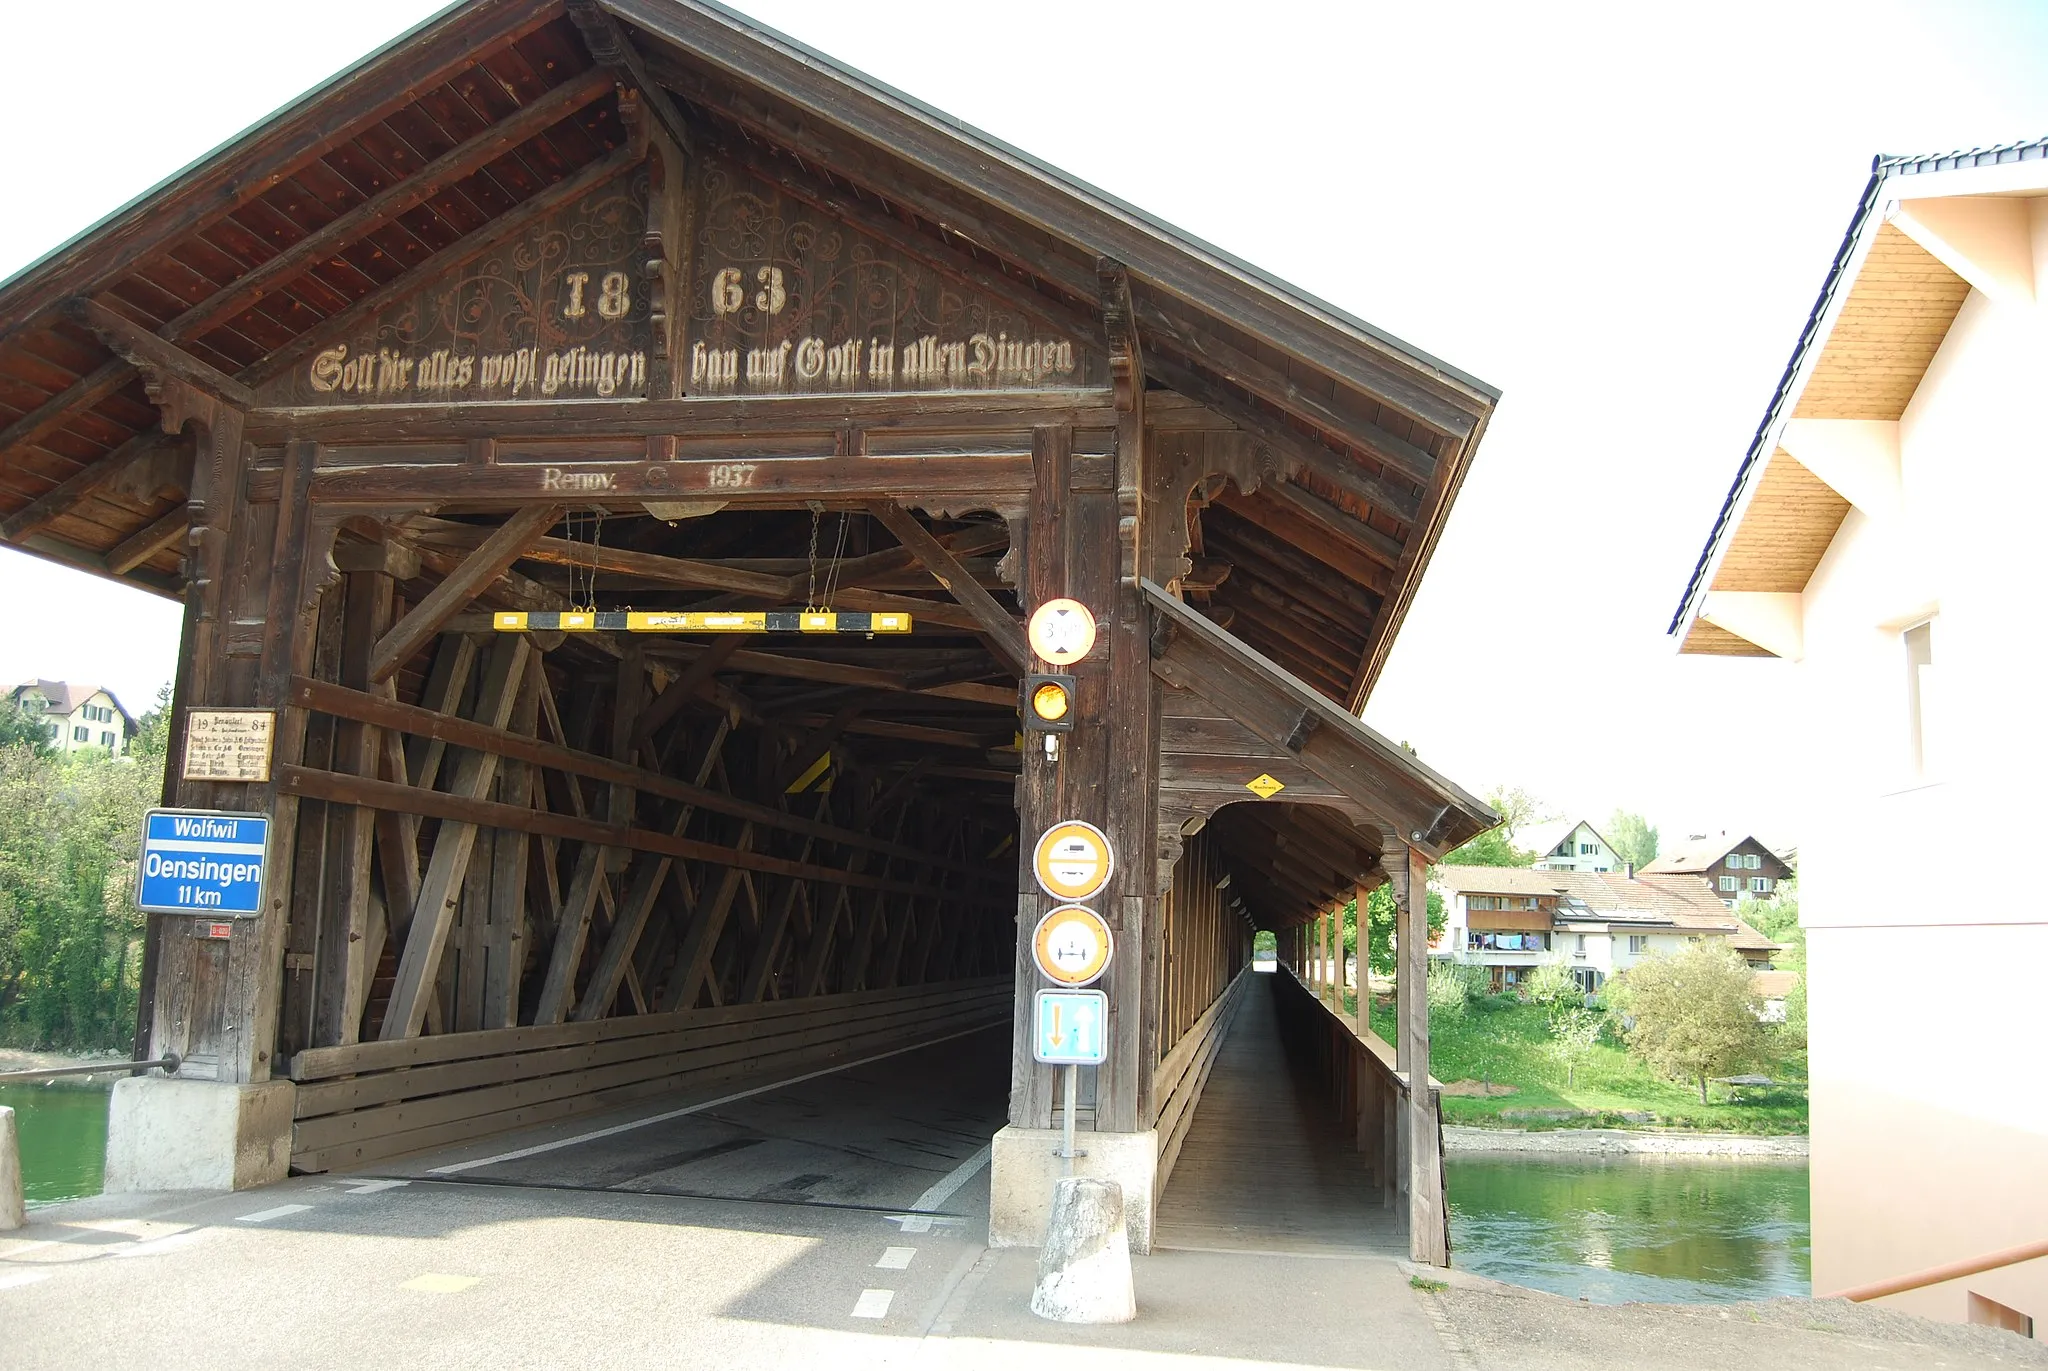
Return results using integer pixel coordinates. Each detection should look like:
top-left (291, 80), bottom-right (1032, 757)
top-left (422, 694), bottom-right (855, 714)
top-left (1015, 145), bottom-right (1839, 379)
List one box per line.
top-left (1033, 988), bottom-right (1108, 1066)
top-left (137, 809), bottom-right (270, 917)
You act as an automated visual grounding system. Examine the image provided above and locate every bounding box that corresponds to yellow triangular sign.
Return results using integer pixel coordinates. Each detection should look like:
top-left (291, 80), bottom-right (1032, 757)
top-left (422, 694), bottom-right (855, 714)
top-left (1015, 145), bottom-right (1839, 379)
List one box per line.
top-left (1245, 773), bottom-right (1285, 798)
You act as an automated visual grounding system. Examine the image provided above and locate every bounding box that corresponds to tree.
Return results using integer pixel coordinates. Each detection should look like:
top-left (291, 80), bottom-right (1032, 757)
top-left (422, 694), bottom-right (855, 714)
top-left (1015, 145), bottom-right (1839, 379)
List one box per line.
top-left (1443, 783), bottom-right (1548, 866)
top-left (1522, 960), bottom-right (1581, 1015)
top-left (1546, 1003), bottom-right (1603, 1088)
top-left (0, 739), bottom-right (161, 1048)
top-left (1359, 883), bottom-right (1446, 976)
top-left (1609, 942), bottom-right (1768, 1103)
top-left (131, 682), bottom-right (174, 761)
top-left (0, 697), bottom-right (51, 753)
top-left (1605, 808), bottom-right (1659, 870)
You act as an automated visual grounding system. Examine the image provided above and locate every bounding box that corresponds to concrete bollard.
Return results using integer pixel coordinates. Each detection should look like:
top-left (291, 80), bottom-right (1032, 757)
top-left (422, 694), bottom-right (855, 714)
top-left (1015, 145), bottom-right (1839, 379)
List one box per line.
top-left (1029, 1177), bottom-right (1136, 1324)
top-left (1, 1105), bottom-right (24, 1231)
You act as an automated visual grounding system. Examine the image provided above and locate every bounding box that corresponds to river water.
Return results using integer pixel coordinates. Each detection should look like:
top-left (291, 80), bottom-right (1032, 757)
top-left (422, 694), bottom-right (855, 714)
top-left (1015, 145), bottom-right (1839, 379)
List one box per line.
top-left (1447, 1152), bottom-right (1811, 1303)
top-left (0, 1084), bottom-right (110, 1206)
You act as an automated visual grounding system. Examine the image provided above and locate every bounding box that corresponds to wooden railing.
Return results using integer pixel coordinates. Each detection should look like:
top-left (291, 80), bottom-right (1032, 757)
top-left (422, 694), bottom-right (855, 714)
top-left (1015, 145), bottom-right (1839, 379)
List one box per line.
top-left (1273, 964), bottom-right (1450, 1258)
top-left (285, 977), bottom-right (1008, 1173)
top-left (1151, 967), bottom-right (1251, 1206)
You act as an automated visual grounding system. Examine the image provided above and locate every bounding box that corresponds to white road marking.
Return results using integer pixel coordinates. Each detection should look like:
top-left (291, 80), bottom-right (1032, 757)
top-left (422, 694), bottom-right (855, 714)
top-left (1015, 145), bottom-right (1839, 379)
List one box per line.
top-left (114, 1231), bottom-right (207, 1259)
top-left (429, 1023), bottom-right (999, 1175)
top-left (875, 1246), bottom-right (915, 1270)
top-left (235, 1204), bottom-right (313, 1223)
top-left (898, 1216), bottom-right (932, 1234)
top-left (400, 1273), bottom-right (480, 1293)
top-left (0, 1269), bottom-right (52, 1291)
top-left (910, 1143), bottom-right (991, 1213)
top-left (851, 1288), bottom-right (894, 1319)
top-left (343, 1179), bottom-right (410, 1195)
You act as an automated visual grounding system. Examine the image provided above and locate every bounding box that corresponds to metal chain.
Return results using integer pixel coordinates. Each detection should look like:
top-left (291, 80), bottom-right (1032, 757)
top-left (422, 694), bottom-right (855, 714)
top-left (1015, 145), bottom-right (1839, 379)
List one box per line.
top-left (821, 510), bottom-right (851, 609)
top-left (804, 501), bottom-right (824, 611)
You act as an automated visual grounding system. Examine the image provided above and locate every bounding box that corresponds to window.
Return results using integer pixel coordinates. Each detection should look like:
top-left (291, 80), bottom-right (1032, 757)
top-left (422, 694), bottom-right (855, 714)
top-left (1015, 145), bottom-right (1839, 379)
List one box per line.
top-left (1468, 896), bottom-right (1500, 911)
top-left (1750, 877), bottom-right (1772, 894)
top-left (100, 731), bottom-right (115, 748)
top-left (1719, 875), bottom-right (1739, 893)
top-left (42, 723), bottom-right (57, 740)
top-left (1746, 854), bottom-right (1761, 870)
top-left (1579, 842), bottom-right (1595, 855)
top-left (1726, 854), bottom-right (1743, 869)
top-left (1905, 619), bottom-right (1937, 780)
top-left (72, 725), bottom-right (88, 742)
top-left (1627, 935), bottom-right (1648, 954)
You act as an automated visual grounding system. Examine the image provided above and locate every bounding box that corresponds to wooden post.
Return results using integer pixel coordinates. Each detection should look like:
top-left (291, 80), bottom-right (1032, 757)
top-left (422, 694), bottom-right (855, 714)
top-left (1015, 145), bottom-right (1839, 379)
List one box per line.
top-left (1404, 843), bottom-right (1446, 1264)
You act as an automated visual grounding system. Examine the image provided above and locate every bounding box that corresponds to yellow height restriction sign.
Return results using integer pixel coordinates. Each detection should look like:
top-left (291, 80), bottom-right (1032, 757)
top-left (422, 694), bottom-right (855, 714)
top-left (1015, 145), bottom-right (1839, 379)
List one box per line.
top-left (1032, 820), bottom-right (1114, 902)
top-left (1027, 598), bottom-right (1097, 666)
top-left (1032, 905), bottom-right (1114, 987)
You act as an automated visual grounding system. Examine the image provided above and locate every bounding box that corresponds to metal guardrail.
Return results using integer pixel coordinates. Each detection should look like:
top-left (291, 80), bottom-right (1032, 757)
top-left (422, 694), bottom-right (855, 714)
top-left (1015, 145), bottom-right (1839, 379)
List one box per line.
top-left (1824, 1236), bottom-right (2048, 1302)
top-left (0, 1054), bottom-right (180, 1085)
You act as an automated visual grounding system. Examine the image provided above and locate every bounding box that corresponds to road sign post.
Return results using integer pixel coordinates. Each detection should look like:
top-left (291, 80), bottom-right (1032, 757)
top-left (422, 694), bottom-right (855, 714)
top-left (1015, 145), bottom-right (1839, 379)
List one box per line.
top-left (137, 809), bottom-right (271, 918)
top-left (1034, 987), bottom-right (1109, 1175)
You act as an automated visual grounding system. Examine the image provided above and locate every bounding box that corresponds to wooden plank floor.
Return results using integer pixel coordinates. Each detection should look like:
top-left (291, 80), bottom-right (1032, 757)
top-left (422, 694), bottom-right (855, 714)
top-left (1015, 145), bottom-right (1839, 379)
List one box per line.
top-left (1154, 971), bottom-right (1407, 1257)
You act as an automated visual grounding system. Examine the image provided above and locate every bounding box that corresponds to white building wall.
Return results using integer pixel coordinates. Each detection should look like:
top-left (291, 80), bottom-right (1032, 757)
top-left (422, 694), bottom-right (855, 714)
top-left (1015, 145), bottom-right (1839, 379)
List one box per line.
top-left (1785, 282), bottom-right (2048, 1319)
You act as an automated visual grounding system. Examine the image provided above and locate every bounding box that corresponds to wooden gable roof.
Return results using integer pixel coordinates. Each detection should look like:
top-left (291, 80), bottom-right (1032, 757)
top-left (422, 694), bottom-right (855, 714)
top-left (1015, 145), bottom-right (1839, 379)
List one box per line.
top-left (0, 0), bottom-right (1498, 709)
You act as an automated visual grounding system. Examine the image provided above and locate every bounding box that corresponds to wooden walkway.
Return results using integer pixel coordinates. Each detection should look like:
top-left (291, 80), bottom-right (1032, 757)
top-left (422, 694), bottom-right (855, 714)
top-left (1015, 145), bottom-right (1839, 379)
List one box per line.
top-left (1154, 972), bottom-right (1407, 1257)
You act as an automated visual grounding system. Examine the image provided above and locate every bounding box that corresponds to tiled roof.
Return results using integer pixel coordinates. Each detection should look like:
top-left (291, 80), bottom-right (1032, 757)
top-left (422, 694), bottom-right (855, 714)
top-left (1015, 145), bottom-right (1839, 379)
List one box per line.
top-left (1752, 969), bottom-right (1800, 998)
top-left (1431, 866), bottom-right (1568, 897)
top-left (1671, 135), bottom-right (2048, 637)
top-left (1643, 832), bottom-right (1778, 874)
top-left (8, 679), bottom-right (133, 724)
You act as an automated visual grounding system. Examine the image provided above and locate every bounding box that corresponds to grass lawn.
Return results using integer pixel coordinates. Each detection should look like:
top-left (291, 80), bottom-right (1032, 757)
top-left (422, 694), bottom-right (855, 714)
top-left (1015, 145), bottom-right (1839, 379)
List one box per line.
top-left (1348, 992), bottom-right (1807, 1134)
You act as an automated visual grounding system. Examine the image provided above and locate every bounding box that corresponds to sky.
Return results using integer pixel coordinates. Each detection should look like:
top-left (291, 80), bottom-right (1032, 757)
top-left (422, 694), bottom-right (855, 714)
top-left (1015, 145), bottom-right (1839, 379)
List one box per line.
top-left (3, 0), bottom-right (2047, 846)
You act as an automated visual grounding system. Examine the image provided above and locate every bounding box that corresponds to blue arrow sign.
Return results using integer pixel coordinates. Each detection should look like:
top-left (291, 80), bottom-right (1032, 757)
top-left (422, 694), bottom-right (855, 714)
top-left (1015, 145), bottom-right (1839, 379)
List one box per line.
top-left (137, 809), bottom-right (270, 917)
top-left (1033, 988), bottom-right (1108, 1065)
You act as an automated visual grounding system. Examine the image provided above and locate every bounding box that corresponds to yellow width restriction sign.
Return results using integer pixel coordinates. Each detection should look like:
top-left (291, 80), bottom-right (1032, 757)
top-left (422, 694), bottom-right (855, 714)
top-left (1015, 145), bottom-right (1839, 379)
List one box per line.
top-left (1032, 905), bottom-right (1114, 987)
top-left (1031, 820), bottom-right (1114, 902)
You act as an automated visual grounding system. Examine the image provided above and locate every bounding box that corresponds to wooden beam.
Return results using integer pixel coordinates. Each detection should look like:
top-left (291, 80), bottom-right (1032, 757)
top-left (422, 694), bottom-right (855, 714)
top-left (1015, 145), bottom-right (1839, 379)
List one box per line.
top-left (1139, 303), bottom-right (1438, 488)
top-left (410, 518), bottom-right (798, 600)
top-left (1404, 842), bottom-right (1447, 1264)
top-left (248, 390), bottom-right (1113, 445)
top-left (0, 360), bottom-right (135, 465)
top-left (165, 69), bottom-right (615, 347)
top-left (632, 633), bottom-right (748, 750)
top-left (565, 0), bottom-right (696, 156)
top-left (370, 505), bottom-right (561, 683)
top-left (574, 714), bottom-right (734, 1022)
top-left (0, 432), bottom-right (170, 543)
top-left (0, 0), bottom-right (564, 353)
top-left (868, 501), bottom-right (1031, 670)
top-left (102, 507), bottom-right (188, 576)
top-left (64, 299), bottom-right (258, 411)
top-left (299, 452), bottom-right (1042, 513)
top-left (288, 674), bottom-right (988, 875)
top-left (379, 636), bottom-right (533, 1039)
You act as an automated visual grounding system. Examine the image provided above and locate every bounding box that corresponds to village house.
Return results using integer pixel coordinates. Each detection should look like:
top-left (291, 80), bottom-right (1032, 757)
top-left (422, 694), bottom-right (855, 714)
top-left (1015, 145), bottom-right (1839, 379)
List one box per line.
top-left (7, 679), bottom-right (135, 756)
top-left (1669, 137), bottom-right (2048, 1334)
top-left (1432, 865), bottom-right (1780, 995)
top-left (1520, 818), bottom-right (1624, 873)
top-left (1642, 831), bottom-right (1793, 906)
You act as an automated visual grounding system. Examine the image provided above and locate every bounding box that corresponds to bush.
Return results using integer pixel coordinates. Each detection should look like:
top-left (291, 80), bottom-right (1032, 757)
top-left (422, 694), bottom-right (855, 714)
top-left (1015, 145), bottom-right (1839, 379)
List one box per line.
top-left (1523, 961), bottom-right (1581, 1014)
top-left (1426, 961), bottom-right (1477, 1020)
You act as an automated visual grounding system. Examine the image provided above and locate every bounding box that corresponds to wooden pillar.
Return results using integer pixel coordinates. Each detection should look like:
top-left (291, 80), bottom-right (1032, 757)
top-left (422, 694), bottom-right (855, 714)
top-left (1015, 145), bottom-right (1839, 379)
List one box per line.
top-left (1356, 881), bottom-right (1376, 1039)
top-left (1403, 843), bottom-right (1446, 1264)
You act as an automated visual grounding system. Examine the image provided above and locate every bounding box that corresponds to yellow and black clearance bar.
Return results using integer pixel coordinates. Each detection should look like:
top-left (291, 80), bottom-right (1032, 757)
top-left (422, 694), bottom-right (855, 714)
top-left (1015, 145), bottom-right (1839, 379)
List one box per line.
top-left (492, 610), bottom-right (912, 634)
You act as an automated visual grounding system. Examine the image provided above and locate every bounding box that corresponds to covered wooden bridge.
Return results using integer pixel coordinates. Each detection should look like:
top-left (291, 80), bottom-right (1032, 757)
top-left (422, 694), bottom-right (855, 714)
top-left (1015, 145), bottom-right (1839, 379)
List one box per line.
top-left (0, 0), bottom-right (1497, 1261)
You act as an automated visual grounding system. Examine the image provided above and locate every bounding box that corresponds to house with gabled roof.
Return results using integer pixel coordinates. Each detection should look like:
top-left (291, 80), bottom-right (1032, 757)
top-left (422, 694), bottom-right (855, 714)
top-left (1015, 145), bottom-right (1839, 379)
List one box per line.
top-left (1520, 817), bottom-right (1625, 873)
top-left (1642, 831), bottom-right (1793, 906)
top-left (1669, 135), bottom-right (2048, 1333)
top-left (7, 679), bottom-right (136, 755)
top-left (1432, 865), bottom-right (1780, 995)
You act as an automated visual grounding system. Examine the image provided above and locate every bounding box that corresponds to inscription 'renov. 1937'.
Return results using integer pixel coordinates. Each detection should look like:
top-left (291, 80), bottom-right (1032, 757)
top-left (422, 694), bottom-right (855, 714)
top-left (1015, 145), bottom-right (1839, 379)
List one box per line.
top-left (264, 170), bottom-right (652, 407)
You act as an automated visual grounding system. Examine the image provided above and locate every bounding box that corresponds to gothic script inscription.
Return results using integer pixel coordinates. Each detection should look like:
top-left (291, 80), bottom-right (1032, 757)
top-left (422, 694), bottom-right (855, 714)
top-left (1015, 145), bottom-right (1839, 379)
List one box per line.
top-left (263, 169), bottom-right (652, 406)
top-left (686, 157), bottom-right (1100, 396)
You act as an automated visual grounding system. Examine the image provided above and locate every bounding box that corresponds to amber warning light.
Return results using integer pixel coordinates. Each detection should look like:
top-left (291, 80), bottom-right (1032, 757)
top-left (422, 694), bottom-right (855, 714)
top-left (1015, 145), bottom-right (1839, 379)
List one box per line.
top-left (1022, 674), bottom-right (1076, 733)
